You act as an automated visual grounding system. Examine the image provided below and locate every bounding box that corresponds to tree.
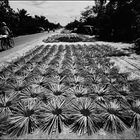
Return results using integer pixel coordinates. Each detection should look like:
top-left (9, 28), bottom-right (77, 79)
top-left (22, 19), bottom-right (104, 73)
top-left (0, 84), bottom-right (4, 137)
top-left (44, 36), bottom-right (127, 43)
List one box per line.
top-left (65, 20), bottom-right (81, 30)
top-left (0, 0), bottom-right (61, 37)
top-left (66, 0), bottom-right (140, 42)
top-left (17, 9), bottom-right (29, 19)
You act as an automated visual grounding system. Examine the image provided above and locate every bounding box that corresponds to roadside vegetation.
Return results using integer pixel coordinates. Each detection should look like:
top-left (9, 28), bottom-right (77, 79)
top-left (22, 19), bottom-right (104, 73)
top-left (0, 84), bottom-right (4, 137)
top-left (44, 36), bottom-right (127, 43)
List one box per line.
top-left (65, 0), bottom-right (140, 54)
top-left (0, 0), bottom-right (62, 36)
top-left (66, 0), bottom-right (140, 43)
top-left (0, 42), bottom-right (140, 138)
top-left (0, 0), bottom-right (140, 139)
top-left (43, 33), bottom-right (97, 43)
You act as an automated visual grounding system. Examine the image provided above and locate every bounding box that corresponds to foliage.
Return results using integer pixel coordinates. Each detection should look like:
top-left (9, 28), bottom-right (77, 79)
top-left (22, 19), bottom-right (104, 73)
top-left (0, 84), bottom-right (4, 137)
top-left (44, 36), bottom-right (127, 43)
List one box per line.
top-left (0, 117), bottom-right (9, 137)
top-left (43, 33), bottom-right (96, 43)
top-left (7, 100), bottom-right (41, 137)
top-left (0, 42), bottom-right (140, 137)
top-left (43, 33), bottom-right (83, 43)
top-left (127, 99), bottom-right (140, 131)
top-left (68, 98), bottom-right (101, 135)
top-left (0, 0), bottom-right (61, 37)
top-left (65, 0), bottom-right (140, 42)
top-left (98, 100), bottom-right (130, 133)
top-left (39, 98), bottom-right (70, 135)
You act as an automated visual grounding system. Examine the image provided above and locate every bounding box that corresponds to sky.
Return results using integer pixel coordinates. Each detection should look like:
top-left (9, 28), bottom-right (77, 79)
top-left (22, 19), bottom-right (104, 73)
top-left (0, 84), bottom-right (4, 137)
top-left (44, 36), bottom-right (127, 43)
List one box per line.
top-left (9, 1), bottom-right (94, 26)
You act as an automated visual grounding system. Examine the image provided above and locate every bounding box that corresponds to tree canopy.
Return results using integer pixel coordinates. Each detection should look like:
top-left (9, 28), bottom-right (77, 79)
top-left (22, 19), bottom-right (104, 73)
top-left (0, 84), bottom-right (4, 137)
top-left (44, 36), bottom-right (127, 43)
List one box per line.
top-left (65, 0), bottom-right (140, 42)
top-left (0, 0), bottom-right (62, 36)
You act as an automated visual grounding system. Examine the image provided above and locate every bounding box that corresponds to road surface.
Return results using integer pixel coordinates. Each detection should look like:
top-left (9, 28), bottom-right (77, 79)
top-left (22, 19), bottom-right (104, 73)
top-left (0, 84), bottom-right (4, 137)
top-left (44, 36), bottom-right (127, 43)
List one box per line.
top-left (0, 30), bottom-right (139, 80)
top-left (0, 30), bottom-right (61, 65)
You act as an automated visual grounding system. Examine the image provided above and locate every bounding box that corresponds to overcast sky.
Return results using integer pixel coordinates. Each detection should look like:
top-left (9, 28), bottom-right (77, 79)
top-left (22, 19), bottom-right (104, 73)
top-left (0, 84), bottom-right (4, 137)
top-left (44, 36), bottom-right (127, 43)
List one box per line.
top-left (9, 1), bottom-right (94, 26)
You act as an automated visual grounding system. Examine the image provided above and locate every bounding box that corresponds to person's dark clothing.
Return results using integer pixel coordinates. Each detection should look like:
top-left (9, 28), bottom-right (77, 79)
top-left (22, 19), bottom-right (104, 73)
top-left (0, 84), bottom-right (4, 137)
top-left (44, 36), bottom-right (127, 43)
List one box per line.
top-left (0, 25), bottom-right (11, 35)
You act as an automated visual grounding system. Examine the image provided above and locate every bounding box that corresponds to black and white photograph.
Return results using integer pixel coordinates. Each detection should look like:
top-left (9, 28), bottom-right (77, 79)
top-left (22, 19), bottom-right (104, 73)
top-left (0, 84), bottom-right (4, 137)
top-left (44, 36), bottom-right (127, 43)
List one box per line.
top-left (0, 0), bottom-right (140, 139)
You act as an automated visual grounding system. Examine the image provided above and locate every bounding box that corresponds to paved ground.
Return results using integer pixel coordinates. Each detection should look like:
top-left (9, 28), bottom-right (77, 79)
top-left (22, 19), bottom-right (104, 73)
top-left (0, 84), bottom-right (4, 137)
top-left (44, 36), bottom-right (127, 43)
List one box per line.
top-left (0, 29), bottom-right (61, 67)
top-left (0, 30), bottom-right (139, 79)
